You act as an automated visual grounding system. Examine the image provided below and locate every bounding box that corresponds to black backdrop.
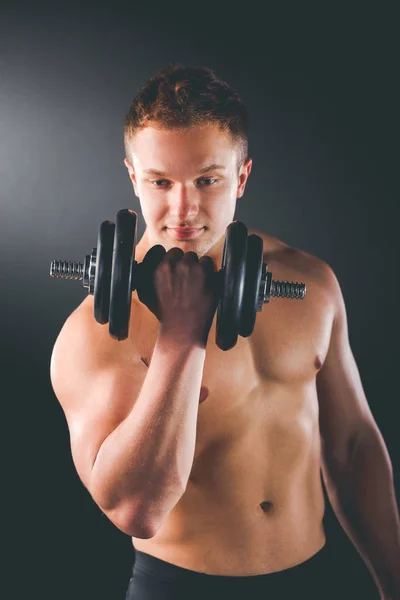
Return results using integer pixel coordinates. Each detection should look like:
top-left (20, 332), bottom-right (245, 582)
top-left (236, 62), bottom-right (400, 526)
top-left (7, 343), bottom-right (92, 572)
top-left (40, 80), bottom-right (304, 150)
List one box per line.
top-left (1, 1), bottom-right (399, 599)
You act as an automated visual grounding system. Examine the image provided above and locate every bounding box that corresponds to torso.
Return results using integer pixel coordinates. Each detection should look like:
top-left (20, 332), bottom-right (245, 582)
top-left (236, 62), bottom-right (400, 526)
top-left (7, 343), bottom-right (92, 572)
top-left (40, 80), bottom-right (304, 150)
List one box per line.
top-left (130, 230), bottom-right (335, 575)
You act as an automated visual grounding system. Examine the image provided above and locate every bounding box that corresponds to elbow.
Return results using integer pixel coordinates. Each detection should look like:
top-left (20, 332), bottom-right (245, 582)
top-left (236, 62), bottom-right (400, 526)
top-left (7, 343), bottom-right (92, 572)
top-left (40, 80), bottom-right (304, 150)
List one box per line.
top-left (124, 518), bottom-right (160, 539)
top-left (96, 497), bottom-right (162, 539)
top-left (89, 473), bottom-right (183, 539)
top-left (124, 502), bottom-right (162, 538)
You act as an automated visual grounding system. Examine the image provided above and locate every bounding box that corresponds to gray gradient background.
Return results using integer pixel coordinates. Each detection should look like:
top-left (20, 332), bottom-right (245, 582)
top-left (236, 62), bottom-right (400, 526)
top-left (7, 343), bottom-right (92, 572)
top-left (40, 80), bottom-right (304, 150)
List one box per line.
top-left (1, 1), bottom-right (399, 599)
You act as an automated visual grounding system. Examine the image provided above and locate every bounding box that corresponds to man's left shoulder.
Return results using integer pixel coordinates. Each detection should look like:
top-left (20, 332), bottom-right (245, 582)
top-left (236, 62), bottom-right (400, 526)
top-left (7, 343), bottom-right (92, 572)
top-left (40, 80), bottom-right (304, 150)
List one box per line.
top-left (248, 228), bottom-right (339, 298)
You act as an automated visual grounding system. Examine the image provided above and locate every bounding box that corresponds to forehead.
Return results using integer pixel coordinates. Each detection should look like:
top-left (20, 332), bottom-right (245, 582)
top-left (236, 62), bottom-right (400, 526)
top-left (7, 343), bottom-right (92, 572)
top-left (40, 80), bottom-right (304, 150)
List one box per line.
top-left (130, 124), bottom-right (237, 172)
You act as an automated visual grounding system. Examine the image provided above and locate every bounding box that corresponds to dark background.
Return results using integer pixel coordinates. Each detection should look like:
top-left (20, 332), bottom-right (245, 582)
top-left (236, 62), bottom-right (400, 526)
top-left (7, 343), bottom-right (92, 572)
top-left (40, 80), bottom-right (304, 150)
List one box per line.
top-left (1, 1), bottom-right (399, 598)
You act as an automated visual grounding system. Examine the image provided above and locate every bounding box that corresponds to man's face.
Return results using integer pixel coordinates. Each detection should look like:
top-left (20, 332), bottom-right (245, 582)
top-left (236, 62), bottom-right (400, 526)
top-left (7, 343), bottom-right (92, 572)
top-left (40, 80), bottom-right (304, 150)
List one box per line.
top-left (124, 123), bottom-right (252, 259)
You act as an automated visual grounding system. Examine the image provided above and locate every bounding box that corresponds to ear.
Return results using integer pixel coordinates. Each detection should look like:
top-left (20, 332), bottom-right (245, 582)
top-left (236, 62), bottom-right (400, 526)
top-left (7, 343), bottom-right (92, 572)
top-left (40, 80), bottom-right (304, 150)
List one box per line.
top-left (124, 158), bottom-right (139, 197)
top-left (236, 158), bottom-right (253, 199)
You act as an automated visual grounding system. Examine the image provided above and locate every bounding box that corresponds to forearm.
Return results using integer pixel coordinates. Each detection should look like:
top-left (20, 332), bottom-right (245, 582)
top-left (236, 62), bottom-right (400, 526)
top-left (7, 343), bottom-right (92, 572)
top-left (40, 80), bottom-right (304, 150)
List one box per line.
top-left (90, 329), bottom-right (206, 530)
top-left (324, 424), bottom-right (400, 598)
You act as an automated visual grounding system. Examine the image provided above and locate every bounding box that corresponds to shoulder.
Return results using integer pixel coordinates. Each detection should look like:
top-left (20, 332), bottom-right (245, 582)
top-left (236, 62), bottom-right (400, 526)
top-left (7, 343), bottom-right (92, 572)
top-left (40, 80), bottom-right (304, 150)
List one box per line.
top-left (52, 295), bottom-right (136, 372)
top-left (248, 228), bottom-right (343, 311)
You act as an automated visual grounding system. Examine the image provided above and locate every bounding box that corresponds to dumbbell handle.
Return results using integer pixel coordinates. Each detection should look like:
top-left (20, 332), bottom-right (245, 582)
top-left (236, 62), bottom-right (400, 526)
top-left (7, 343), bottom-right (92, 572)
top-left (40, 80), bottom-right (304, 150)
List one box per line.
top-left (49, 257), bottom-right (306, 307)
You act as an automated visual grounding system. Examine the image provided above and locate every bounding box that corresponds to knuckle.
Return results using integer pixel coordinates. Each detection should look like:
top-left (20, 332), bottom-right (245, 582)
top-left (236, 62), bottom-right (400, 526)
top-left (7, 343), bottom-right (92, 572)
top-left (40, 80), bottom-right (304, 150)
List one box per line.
top-left (155, 262), bottom-right (169, 279)
top-left (167, 247), bottom-right (184, 258)
top-left (158, 261), bottom-right (169, 272)
top-left (199, 256), bottom-right (212, 269)
top-left (176, 260), bottom-right (189, 271)
top-left (182, 251), bottom-right (199, 261)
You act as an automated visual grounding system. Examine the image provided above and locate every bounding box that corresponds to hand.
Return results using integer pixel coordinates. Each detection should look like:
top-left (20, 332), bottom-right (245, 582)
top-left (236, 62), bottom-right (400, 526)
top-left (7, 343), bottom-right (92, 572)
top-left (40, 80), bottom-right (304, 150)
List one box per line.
top-left (153, 247), bottom-right (219, 347)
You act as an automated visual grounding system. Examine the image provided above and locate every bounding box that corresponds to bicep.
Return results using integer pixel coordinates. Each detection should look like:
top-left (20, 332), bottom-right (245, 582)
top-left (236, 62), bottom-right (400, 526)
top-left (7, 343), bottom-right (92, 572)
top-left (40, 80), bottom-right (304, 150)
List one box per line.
top-left (50, 304), bottom-right (148, 490)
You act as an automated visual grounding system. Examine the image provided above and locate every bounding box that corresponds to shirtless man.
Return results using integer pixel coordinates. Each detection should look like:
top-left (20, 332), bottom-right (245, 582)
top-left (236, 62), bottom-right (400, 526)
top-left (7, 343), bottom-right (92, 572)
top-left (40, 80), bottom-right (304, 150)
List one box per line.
top-left (50, 66), bottom-right (400, 599)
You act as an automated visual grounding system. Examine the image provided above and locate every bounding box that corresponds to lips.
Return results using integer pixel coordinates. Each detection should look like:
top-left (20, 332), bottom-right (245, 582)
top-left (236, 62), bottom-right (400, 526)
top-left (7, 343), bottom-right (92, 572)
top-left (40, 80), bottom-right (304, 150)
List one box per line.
top-left (167, 227), bottom-right (204, 239)
top-left (170, 228), bottom-right (202, 233)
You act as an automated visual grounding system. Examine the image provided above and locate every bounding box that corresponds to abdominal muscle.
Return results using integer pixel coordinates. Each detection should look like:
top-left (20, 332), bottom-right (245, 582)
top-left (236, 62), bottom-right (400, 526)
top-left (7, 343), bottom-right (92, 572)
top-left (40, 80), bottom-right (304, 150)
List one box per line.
top-left (131, 383), bottom-right (327, 576)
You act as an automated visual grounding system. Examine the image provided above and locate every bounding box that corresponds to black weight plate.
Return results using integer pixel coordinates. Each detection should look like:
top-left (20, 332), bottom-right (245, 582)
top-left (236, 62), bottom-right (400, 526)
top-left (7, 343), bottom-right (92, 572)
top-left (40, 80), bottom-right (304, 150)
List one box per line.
top-left (239, 234), bottom-right (263, 338)
top-left (93, 220), bottom-right (115, 325)
top-left (216, 221), bottom-right (248, 351)
top-left (109, 209), bottom-right (137, 341)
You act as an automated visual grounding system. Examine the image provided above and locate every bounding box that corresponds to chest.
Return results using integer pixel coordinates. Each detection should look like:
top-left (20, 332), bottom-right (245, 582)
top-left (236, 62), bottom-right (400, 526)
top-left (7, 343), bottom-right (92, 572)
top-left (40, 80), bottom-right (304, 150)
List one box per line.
top-left (131, 283), bottom-right (332, 479)
top-left (133, 281), bottom-right (332, 402)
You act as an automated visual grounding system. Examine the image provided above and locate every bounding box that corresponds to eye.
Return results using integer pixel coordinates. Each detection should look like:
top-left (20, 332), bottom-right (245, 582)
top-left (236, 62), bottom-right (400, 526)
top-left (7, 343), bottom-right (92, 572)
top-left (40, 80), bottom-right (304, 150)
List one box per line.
top-left (196, 178), bottom-right (219, 186)
top-left (149, 177), bottom-right (219, 189)
top-left (151, 179), bottom-right (170, 188)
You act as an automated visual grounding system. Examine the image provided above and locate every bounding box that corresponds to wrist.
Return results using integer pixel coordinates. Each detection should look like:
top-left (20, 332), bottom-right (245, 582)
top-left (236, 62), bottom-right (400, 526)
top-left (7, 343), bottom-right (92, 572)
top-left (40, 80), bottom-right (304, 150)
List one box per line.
top-left (158, 326), bottom-right (208, 351)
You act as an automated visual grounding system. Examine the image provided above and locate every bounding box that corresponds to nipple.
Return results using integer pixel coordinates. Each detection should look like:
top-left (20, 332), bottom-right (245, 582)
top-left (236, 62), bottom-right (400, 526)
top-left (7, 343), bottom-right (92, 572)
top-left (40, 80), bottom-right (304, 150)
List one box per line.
top-left (314, 355), bottom-right (323, 370)
top-left (199, 386), bottom-right (209, 404)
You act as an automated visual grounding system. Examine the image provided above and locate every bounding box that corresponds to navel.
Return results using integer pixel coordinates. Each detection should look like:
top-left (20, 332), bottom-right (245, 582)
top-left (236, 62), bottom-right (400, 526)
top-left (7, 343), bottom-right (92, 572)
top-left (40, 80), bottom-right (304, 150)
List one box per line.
top-left (260, 500), bottom-right (273, 513)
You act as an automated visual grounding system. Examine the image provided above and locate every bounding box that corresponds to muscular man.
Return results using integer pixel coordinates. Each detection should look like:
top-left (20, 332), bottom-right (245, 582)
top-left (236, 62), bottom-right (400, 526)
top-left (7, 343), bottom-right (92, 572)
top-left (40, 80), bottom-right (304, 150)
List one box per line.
top-left (50, 65), bottom-right (400, 599)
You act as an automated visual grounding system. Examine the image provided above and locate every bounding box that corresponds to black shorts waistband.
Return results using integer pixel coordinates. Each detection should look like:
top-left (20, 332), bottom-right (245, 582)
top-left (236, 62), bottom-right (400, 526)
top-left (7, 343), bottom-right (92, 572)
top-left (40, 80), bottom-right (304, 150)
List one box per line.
top-left (132, 542), bottom-right (328, 583)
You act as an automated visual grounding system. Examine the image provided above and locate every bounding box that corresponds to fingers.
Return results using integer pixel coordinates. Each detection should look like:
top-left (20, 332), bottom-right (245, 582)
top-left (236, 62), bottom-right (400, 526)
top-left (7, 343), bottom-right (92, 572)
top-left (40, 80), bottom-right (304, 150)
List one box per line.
top-left (160, 248), bottom-right (199, 271)
top-left (199, 255), bottom-right (215, 269)
top-left (163, 247), bottom-right (184, 267)
top-left (180, 250), bottom-right (199, 263)
top-left (199, 255), bottom-right (217, 288)
top-left (142, 244), bottom-right (167, 270)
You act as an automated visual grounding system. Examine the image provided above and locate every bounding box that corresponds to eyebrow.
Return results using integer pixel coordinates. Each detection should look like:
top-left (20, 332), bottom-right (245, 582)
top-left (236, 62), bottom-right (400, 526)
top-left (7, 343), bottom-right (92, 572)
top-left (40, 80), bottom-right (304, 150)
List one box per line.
top-left (143, 164), bottom-right (226, 177)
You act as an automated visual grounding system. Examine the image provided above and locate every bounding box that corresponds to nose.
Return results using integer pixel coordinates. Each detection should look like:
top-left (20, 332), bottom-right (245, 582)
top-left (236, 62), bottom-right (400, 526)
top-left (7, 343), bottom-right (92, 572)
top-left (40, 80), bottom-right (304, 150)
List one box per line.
top-left (168, 185), bottom-right (200, 223)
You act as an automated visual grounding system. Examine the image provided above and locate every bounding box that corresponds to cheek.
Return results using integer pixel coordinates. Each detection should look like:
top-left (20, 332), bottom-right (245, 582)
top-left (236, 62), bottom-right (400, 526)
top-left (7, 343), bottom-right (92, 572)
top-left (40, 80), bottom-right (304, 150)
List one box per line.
top-left (209, 191), bottom-right (236, 220)
top-left (138, 197), bottom-right (151, 222)
top-left (139, 196), bottom-right (167, 225)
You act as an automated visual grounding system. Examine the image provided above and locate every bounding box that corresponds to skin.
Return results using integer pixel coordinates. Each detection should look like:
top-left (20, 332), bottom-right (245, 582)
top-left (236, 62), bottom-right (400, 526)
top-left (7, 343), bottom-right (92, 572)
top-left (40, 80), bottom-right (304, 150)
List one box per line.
top-left (124, 122), bottom-right (252, 269)
top-left (121, 122), bottom-right (335, 574)
top-left (51, 121), bottom-right (398, 590)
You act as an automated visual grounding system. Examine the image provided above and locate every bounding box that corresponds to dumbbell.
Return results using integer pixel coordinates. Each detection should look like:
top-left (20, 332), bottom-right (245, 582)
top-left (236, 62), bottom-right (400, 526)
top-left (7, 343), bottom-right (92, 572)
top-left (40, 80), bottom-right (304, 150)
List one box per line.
top-left (50, 209), bottom-right (306, 351)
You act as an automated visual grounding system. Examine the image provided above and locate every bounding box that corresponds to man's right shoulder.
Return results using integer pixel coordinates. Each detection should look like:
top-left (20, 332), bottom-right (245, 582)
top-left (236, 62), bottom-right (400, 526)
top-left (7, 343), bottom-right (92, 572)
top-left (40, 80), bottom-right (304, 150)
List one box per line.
top-left (54, 294), bottom-right (125, 366)
top-left (72, 294), bottom-right (145, 364)
top-left (57, 295), bottom-right (96, 342)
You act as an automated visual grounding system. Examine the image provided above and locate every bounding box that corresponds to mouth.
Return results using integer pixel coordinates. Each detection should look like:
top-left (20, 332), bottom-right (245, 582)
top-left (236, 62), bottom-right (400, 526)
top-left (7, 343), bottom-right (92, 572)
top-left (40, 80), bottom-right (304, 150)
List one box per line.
top-left (167, 227), bottom-right (204, 240)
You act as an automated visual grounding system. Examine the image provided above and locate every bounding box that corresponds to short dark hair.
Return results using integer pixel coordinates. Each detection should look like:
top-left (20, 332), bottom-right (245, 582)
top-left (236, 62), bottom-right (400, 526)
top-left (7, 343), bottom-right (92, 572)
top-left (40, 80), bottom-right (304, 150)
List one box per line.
top-left (123, 64), bottom-right (249, 172)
